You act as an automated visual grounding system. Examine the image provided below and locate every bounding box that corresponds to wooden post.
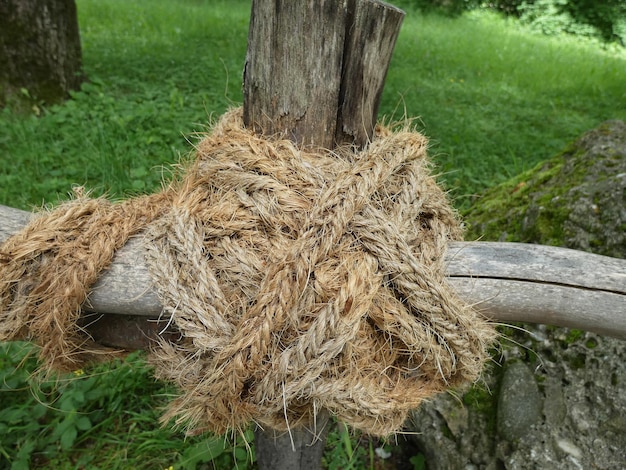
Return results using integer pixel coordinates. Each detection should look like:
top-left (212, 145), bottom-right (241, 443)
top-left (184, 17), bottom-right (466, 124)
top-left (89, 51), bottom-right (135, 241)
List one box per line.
top-left (243, 0), bottom-right (404, 149)
top-left (254, 409), bottom-right (331, 470)
top-left (242, 0), bottom-right (404, 467)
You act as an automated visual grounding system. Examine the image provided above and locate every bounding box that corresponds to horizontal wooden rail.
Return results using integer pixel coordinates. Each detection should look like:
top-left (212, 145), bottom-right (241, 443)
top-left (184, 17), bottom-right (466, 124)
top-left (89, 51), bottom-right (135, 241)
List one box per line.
top-left (446, 242), bottom-right (626, 338)
top-left (1, 204), bottom-right (625, 345)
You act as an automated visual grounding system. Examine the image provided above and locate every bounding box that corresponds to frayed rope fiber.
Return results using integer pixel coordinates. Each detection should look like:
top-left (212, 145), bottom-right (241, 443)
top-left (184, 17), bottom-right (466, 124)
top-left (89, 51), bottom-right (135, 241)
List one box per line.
top-left (1, 108), bottom-right (495, 436)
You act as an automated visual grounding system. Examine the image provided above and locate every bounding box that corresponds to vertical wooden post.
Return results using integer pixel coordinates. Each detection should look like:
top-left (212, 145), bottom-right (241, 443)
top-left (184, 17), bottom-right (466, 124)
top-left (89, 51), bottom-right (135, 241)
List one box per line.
top-left (243, 0), bottom-right (347, 148)
top-left (244, 0), bottom-right (404, 149)
top-left (336, 0), bottom-right (405, 146)
top-left (254, 409), bottom-right (331, 470)
top-left (243, 0), bottom-right (404, 468)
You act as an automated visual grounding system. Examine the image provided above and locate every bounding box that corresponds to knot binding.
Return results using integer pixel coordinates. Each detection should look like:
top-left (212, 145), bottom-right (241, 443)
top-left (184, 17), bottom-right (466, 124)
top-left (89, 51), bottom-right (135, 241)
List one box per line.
top-left (0, 108), bottom-right (495, 436)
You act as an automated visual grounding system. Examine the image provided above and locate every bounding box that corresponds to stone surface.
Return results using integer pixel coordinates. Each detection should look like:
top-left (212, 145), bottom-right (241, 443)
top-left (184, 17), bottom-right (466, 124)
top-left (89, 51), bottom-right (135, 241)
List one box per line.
top-left (496, 327), bottom-right (626, 469)
top-left (496, 361), bottom-right (542, 442)
top-left (406, 120), bottom-right (626, 469)
top-left (465, 120), bottom-right (626, 258)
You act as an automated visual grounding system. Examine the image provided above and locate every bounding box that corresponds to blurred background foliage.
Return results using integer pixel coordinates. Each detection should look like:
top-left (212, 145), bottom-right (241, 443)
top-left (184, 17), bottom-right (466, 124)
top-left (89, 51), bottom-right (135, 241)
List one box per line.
top-left (396, 0), bottom-right (626, 46)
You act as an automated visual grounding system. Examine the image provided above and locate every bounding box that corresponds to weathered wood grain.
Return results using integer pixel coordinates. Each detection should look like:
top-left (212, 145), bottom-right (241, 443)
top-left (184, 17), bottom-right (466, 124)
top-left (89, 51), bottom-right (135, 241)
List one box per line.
top-left (335, 0), bottom-right (405, 146)
top-left (446, 242), bottom-right (626, 338)
top-left (452, 278), bottom-right (625, 338)
top-left (243, 0), bottom-right (404, 149)
top-left (243, 0), bottom-right (347, 148)
top-left (446, 241), bottom-right (625, 293)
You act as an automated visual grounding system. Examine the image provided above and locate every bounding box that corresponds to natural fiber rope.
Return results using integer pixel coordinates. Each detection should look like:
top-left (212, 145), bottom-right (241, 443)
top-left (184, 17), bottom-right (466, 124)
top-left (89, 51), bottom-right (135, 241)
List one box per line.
top-left (0, 108), bottom-right (495, 436)
top-left (0, 190), bottom-right (171, 368)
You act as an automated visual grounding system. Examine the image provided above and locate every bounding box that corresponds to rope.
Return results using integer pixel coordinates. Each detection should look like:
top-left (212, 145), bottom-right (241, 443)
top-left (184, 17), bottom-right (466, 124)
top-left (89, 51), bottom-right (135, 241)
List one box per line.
top-left (0, 108), bottom-right (495, 436)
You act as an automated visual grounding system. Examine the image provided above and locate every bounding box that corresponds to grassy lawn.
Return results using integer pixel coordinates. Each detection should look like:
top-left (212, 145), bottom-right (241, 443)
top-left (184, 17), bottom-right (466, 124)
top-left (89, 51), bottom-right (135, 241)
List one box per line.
top-left (1, 0), bottom-right (624, 468)
top-left (0, 0), bottom-right (250, 209)
top-left (386, 9), bottom-right (626, 207)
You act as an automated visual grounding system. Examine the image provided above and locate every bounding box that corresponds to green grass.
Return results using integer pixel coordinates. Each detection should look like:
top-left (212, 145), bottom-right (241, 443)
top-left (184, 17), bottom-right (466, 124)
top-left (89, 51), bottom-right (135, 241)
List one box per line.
top-left (1, 2), bottom-right (624, 210)
top-left (0, 343), bottom-right (256, 470)
top-left (384, 9), bottom-right (626, 207)
top-left (0, 0), bottom-right (625, 468)
top-left (0, 0), bottom-right (249, 209)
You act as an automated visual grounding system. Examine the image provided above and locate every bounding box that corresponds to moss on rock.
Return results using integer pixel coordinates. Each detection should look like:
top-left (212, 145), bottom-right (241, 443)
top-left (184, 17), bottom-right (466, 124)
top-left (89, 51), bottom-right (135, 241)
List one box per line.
top-left (464, 120), bottom-right (626, 258)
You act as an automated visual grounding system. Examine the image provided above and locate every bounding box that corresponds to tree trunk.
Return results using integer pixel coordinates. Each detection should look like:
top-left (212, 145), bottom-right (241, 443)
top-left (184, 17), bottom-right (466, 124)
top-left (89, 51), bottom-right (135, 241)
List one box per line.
top-left (0, 0), bottom-right (83, 110)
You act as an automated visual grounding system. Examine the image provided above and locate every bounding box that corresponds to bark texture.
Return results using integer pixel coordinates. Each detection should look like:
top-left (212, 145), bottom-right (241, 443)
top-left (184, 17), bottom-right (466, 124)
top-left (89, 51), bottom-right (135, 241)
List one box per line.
top-left (0, 0), bottom-right (83, 109)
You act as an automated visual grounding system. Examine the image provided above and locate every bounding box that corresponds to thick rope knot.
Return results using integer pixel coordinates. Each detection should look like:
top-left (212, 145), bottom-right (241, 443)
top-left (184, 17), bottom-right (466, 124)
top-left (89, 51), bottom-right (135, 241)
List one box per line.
top-left (144, 109), bottom-right (494, 435)
top-left (0, 108), bottom-right (495, 436)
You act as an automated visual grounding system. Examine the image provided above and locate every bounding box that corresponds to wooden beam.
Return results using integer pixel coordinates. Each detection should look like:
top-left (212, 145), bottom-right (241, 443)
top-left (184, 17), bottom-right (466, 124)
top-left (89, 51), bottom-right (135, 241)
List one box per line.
top-left (446, 242), bottom-right (626, 339)
top-left (2, 204), bottom-right (625, 340)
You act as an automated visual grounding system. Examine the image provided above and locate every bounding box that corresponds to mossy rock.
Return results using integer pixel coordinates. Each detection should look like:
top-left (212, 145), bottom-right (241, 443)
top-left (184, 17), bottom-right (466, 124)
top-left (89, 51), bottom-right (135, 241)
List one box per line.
top-left (407, 122), bottom-right (626, 469)
top-left (464, 120), bottom-right (626, 259)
